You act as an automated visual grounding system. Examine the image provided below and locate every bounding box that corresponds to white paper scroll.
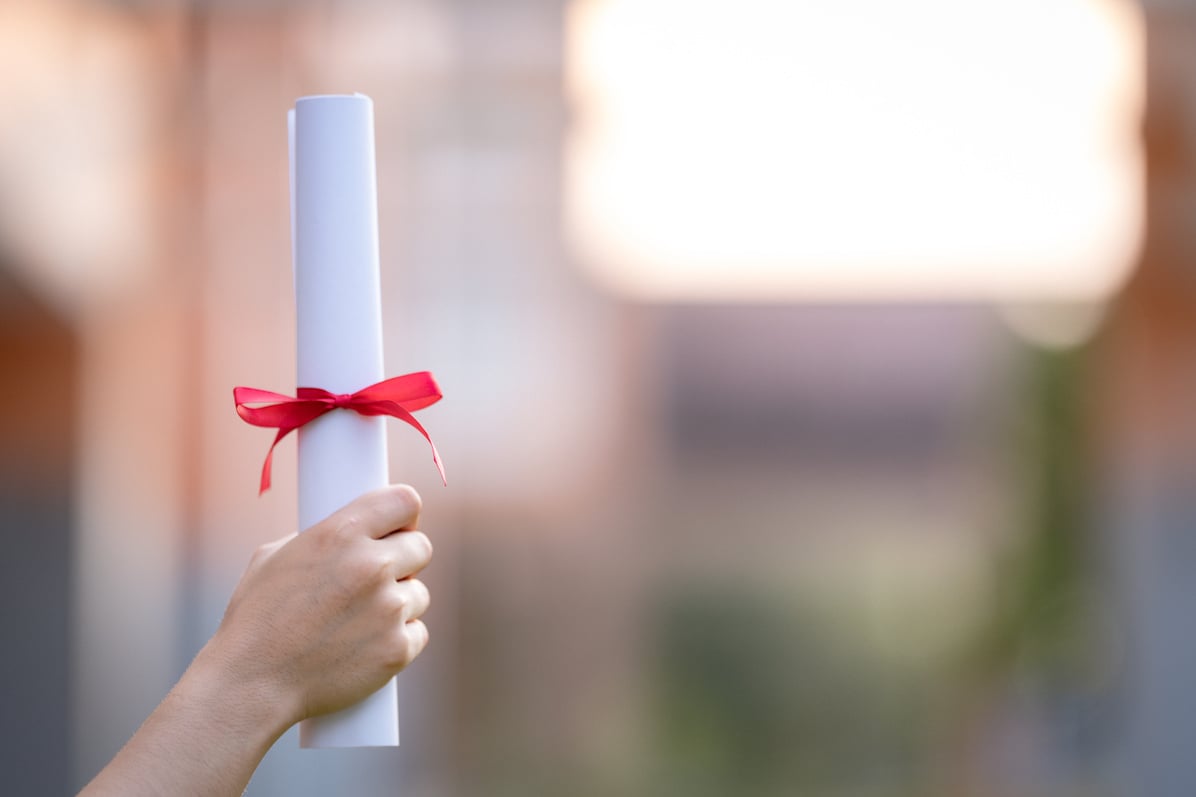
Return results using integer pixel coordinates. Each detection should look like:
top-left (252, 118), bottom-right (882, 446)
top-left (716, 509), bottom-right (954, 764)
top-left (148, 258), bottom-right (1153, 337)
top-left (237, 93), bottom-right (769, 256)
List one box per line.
top-left (292, 93), bottom-right (400, 748)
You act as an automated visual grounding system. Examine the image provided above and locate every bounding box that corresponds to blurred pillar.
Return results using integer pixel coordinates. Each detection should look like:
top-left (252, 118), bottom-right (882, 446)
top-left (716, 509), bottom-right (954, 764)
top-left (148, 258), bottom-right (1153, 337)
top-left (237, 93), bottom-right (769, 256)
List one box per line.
top-left (72, 294), bottom-right (188, 788)
top-left (0, 268), bottom-right (76, 797)
top-left (1099, 2), bottom-right (1196, 794)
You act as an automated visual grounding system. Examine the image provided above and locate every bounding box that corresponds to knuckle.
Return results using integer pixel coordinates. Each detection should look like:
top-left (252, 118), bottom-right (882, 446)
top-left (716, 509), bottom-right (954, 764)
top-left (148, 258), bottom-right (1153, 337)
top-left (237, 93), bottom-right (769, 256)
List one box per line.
top-left (344, 548), bottom-right (389, 585)
top-left (391, 484), bottom-right (422, 519)
top-left (411, 578), bottom-right (430, 607)
top-left (383, 629), bottom-right (415, 670)
top-left (412, 622), bottom-right (429, 654)
top-left (388, 580), bottom-right (429, 622)
top-left (368, 555), bottom-right (393, 584)
top-left (406, 621), bottom-right (428, 660)
top-left (382, 622), bottom-right (427, 671)
top-left (408, 531), bottom-right (434, 561)
top-left (382, 584), bottom-right (409, 618)
top-left (333, 513), bottom-right (362, 540)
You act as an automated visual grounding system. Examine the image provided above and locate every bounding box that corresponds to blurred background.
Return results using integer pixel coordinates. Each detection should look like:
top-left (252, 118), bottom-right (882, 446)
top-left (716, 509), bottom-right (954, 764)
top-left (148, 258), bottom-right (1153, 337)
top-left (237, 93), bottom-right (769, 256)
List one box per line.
top-left (0, 0), bottom-right (1193, 795)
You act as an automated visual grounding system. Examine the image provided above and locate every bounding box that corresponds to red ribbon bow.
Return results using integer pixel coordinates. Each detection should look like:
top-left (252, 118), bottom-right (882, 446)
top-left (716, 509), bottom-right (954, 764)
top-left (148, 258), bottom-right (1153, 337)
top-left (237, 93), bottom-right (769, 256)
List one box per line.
top-left (234, 371), bottom-right (445, 495)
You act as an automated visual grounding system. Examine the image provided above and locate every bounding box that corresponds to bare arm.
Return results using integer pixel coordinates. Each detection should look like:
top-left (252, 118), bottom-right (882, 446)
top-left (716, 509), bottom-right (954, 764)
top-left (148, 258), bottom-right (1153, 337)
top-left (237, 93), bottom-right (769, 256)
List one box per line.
top-left (79, 484), bottom-right (433, 797)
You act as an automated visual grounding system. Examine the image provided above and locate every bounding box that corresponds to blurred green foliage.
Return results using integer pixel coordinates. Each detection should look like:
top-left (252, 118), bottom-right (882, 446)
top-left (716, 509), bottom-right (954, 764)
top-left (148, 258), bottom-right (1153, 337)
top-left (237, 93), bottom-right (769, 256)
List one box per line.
top-left (645, 587), bottom-right (932, 797)
top-left (978, 346), bottom-right (1096, 682)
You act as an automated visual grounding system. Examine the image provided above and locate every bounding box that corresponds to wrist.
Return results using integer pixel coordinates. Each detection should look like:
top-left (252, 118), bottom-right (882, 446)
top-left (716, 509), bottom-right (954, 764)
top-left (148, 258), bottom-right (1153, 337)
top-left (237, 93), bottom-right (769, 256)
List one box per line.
top-left (81, 639), bottom-right (298, 796)
top-left (180, 634), bottom-right (300, 748)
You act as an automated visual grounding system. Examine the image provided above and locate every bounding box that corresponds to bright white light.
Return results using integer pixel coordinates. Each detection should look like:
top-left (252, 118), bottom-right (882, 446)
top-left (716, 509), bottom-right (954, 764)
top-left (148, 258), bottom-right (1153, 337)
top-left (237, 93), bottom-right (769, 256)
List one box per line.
top-left (565, 0), bottom-right (1145, 301)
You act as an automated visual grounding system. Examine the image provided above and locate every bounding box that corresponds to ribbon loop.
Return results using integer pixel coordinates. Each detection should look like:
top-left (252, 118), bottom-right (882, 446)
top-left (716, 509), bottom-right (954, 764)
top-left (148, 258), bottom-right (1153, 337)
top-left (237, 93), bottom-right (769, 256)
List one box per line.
top-left (233, 371), bottom-right (445, 494)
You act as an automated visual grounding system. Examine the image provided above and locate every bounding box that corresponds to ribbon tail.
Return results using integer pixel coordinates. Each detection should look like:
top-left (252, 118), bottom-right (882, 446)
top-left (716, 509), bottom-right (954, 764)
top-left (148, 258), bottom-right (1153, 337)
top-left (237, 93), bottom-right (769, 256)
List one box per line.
top-left (260, 427), bottom-right (293, 495)
top-left (374, 400), bottom-right (447, 486)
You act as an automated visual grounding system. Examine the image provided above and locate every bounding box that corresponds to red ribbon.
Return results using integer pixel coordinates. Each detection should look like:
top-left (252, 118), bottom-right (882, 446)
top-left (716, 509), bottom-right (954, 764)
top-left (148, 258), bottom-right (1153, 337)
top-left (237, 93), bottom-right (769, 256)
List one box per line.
top-left (234, 371), bottom-right (445, 495)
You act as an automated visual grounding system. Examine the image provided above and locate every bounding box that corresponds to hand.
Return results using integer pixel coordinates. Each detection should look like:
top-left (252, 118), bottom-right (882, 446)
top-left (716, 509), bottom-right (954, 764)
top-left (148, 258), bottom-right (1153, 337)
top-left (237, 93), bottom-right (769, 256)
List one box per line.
top-left (201, 484), bottom-right (433, 729)
top-left (78, 485), bottom-right (434, 797)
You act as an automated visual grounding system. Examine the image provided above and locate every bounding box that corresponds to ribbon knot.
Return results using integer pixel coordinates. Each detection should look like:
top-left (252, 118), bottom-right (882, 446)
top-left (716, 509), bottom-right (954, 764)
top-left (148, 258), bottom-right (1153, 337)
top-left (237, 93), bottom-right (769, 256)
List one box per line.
top-left (234, 371), bottom-right (445, 495)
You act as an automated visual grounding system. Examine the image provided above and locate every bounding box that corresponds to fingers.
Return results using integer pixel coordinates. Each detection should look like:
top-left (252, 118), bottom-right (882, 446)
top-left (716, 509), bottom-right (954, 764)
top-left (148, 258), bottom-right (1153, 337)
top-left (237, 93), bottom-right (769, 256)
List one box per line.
top-left (404, 620), bottom-right (430, 660)
top-left (389, 578), bottom-right (431, 623)
top-left (376, 531), bottom-right (434, 580)
top-left (317, 484), bottom-right (422, 540)
top-left (384, 619), bottom-right (430, 671)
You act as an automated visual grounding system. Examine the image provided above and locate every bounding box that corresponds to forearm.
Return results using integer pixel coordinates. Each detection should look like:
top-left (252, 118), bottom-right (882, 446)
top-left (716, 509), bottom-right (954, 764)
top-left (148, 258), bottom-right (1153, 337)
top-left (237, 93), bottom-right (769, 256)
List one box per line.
top-left (78, 640), bottom-right (293, 797)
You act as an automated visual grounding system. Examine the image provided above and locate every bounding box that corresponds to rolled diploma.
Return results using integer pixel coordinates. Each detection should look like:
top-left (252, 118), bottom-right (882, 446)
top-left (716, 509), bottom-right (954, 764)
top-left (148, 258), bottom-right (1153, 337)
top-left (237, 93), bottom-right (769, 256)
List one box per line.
top-left (293, 94), bottom-right (400, 748)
